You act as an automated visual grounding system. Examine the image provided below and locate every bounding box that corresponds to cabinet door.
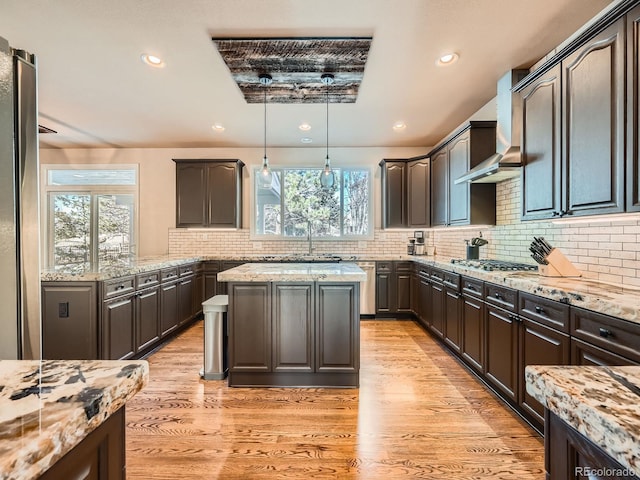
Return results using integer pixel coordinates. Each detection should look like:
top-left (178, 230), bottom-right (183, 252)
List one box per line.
top-left (410, 273), bottom-right (420, 316)
top-left (175, 163), bottom-right (206, 227)
top-left (395, 272), bottom-right (412, 312)
top-left (375, 273), bottom-right (394, 313)
top-left (42, 283), bottom-right (98, 360)
top-left (177, 276), bottom-right (194, 326)
top-left (519, 319), bottom-right (570, 426)
top-left (207, 162), bottom-right (241, 227)
top-left (136, 286), bottom-right (160, 353)
top-left (192, 272), bottom-right (204, 317)
top-left (204, 272), bottom-right (218, 300)
top-left (272, 283), bottom-right (314, 372)
top-left (102, 294), bottom-right (135, 360)
top-left (521, 64), bottom-right (562, 220)
top-left (430, 148), bottom-right (449, 226)
top-left (160, 282), bottom-right (178, 337)
top-left (448, 133), bottom-right (470, 225)
top-left (407, 158), bottom-right (430, 227)
top-left (419, 276), bottom-right (431, 327)
top-left (381, 161), bottom-right (406, 228)
top-left (485, 305), bottom-right (519, 402)
top-left (628, 5), bottom-right (640, 211)
top-left (316, 283), bottom-right (359, 373)
top-left (229, 283), bottom-right (271, 372)
top-left (429, 282), bottom-right (445, 339)
top-left (461, 295), bottom-right (484, 373)
top-left (562, 18), bottom-right (625, 217)
top-left (444, 288), bottom-right (462, 353)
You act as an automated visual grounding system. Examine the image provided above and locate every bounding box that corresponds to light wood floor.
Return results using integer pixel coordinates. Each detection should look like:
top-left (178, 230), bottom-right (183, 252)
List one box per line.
top-left (126, 320), bottom-right (544, 479)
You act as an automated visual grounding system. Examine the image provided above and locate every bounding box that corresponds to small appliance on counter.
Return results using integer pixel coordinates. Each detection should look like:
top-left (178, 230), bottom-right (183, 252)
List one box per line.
top-left (465, 232), bottom-right (488, 260)
top-left (414, 230), bottom-right (425, 255)
top-left (407, 238), bottom-right (415, 255)
top-left (529, 237), bottom-right (581, 277)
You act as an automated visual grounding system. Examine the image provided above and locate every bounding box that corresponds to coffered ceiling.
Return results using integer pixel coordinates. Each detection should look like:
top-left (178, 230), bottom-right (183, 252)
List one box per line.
top-left (0, 0), bottom-right (613, 150)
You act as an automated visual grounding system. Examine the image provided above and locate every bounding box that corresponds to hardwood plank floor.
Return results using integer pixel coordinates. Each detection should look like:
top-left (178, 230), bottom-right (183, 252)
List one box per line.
top-left (126, 320), bottom-right (544, 479)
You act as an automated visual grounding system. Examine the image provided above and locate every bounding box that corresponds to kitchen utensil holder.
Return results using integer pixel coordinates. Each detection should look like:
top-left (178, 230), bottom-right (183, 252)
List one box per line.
top-left (539, 249), bottom-right (581, 277)
top-left (466, 245), bottom-right (479, 260)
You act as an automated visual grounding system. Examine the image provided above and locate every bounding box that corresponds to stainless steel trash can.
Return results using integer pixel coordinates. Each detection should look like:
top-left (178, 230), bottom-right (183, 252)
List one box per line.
top-left (200, 295), bottom-right (228, 380)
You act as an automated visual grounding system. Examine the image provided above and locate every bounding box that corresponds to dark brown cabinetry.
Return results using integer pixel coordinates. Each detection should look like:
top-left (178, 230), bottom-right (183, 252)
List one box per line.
top-left (174, 159), bottom-right (244, 228)
top-left (375, 261), bottom-right (412, 315)
top-left (627, 5), bottom-right (640, 211)
top-left (135, 280), bottom-right (160, 353)
top-left (442, 272), bottom-right (462, 353)
top-left (159, 267), bottom-right (180, 338)
top-left (101, 276), bottom-right (136, 360)
top-left (429, 268), bottom-right (446, 339)
top-left (42, 282), bottom-right (98, 360)
top-left (460, 276), bottom-right (485, 373)
top-left (485, 303), bottom-right (519, 402)
top-left (228, 281), bottom-right (359, 387)
top-left (380, 157), bottom-right (430, 228)
top-left (429, 123), bottom-right (497, 227)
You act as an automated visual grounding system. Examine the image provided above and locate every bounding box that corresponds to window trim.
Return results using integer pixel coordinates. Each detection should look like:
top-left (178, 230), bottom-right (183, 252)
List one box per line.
top-left (41, 164), bottom-right (140, 269)
top-left (250, 165), bottom-right (374, 241)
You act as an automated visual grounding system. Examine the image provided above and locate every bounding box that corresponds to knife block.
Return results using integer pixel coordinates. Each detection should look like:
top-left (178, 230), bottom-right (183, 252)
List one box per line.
top-left (539, 249), bottom-right (581, 277)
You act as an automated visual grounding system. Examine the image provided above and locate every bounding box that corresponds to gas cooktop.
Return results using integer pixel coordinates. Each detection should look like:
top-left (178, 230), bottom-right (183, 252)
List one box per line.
top-left (450, 259), bottom-right (538, 272)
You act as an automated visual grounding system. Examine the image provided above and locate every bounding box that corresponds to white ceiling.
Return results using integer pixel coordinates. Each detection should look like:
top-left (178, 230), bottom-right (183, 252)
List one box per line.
top-left (0, 0), bottom-right (612, 150)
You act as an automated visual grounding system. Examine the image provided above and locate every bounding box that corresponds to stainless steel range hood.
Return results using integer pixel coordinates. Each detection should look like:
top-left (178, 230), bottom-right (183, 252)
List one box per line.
top-left (455, 70), bottom-right (528, 184)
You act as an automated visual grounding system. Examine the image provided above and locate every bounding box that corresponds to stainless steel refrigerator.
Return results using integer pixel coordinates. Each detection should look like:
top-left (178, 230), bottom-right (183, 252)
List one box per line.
top-left (0, 35), bottom-right (41, 360)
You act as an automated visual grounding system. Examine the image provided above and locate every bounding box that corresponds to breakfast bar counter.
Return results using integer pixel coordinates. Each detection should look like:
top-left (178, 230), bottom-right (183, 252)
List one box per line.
top-left (218, 263), bottom-right (365, 388)
top-left (0, 359), bottom-right (148, 480)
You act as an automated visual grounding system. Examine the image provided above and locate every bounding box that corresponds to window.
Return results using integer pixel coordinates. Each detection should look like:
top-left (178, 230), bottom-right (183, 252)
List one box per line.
top-left (254, 167), bottom-right (371, 238)
top-left (42, 166), bottom-right (138, 271)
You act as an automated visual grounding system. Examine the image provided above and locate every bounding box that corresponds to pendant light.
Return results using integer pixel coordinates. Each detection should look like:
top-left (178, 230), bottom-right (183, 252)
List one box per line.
top-left (259, 73), bottom-right (273, 188)
top-left (320, 73), bottom-right (335, 189)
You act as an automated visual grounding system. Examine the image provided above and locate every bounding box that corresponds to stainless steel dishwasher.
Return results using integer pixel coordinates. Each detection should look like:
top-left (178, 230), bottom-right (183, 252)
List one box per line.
top-left (356, 262), bottom-right (376, 316)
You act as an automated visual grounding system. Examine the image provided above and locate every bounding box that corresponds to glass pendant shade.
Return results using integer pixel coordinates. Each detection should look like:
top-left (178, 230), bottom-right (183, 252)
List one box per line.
top-left (320, 155), bottom-right (335, 188)
top-left (260, 155), bottom-right (273, 188)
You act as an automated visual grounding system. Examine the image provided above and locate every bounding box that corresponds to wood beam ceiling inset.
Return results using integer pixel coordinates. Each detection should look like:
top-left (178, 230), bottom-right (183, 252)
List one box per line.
top-left (212, 37), bottom-right (372, 104)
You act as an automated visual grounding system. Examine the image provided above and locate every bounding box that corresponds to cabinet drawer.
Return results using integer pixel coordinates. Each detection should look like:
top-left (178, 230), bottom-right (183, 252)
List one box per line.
top-left (519, 292), bottom-right (569, 333)
top-left (461, 276), bottom-right (483, 299)
top-left (160, 267), bottom-right (179, 283)
top-left (417, 265), bottom-right (430, 279)
top-left (179, 263), bottom-right (195, 276)
top-left (376, 261), bottom-right (393, 273)
top-left (484, 283), bottom-right (517, 312)
top-left (103, 276), bottom-right (135, 299)
top-left (135, 271), bottom-right (160, 290)
top-left (571, 338), bottom-right (640, 366)
top-left (204, 260), bottom-right (220, 272)
top-left (430, 268), bottom-right (446, 284)
top-left (395, 261), bottom-right (413, 272)
top-left (570, 306), bottom-right (640, 363)
top-left (443, 271), bottom-right (460, 291)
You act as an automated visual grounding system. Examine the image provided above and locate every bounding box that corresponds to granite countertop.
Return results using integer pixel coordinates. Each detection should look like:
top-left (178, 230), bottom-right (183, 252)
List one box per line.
top-left (525, 365), bottom-right (640, 474)
top-left (0, 360), bottom-right (148, 480)
top-left (217, 262), bottom-right (367, 282)
top-left (39, 253), bottom-right (640, 324)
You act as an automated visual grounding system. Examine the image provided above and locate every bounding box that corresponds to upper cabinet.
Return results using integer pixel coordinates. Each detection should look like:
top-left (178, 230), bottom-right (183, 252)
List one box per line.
top-left (380, 157), bottom-right (430, 228)
top-left (519, 2), bottom-right (639, 220)
top-left (174, 159), bottom-right (244, 228)
top-left (430, 122), bottom-right (497, 227)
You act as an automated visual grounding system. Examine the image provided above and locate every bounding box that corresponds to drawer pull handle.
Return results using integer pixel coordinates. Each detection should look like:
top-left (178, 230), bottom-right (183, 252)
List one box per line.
top-left (466, 284), bottom-right (476, 291)
top-left (495, 293), bottom-right (503, 300)
top-left (599, 328), bottom-right (612, 338)
top-left (115, 284), bottom-right (125, 290)
top-left (145, 278), bottom-right (153, 283)
top-left (535, 306), bottom-right (545, 314)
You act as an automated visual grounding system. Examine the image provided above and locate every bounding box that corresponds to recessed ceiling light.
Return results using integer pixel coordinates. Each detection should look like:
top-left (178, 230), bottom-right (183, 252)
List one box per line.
top-left (393, 121), bottom-right (407, 131)
top-left (301, 137), bottom-right (313, 143)
top-left (141, 53), bottom-right (165, 68)
top-left (436, 52), bottom-right (459, 66)
top-left (211, 124), bottom-right (225, 132)
top-left (299, 123), bottom-right (311, 131)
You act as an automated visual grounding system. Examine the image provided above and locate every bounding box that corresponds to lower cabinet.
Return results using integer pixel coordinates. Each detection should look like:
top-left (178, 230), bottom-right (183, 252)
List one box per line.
top-left (228, 281), bottom-right (359, 387)
top-left (135, 285), bottom-right (160, 352)
top-left (102, 293), bottom-right (136, 360)
top-left (443, 280), bottom-right (462, 353)
top-left (461, 277), bottom-right (485, 373)
top-left (160, 280), bottom-right (179, 338)
top-left (485, 304), bottom-right (520, 402)
top-left (177, 275), bottom-right (194, 326)
top-left (429, 278), bottom-right (446, 339)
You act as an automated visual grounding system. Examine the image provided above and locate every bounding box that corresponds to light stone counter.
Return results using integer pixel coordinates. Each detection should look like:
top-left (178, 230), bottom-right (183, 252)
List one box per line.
top-left (525, 365), bottom-right (640, 475)
top-left (0, 360), bottom-right (148, 480)
top-left (217, 262), bottom-right (367, 283)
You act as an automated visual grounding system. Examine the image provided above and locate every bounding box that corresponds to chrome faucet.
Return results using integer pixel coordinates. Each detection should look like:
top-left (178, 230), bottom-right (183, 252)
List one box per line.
top-left (307, 220), bottom-right (315, 255)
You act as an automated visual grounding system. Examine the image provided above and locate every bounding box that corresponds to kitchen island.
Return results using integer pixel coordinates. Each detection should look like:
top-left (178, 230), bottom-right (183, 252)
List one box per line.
top-left (0, 359), bottom-right (148, 480)
top-left (526, 365), bottom-right (640, 479)
top-left (217, 263), bottom-right (366, 387)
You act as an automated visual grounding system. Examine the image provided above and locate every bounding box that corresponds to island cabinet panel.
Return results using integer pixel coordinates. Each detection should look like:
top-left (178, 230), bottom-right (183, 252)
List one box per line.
top-left (316, 283), bottom-right (359, 373)
top-left (102, 294), bottom-right (135, 360)
top-left (39, 407), bottom-right (125, 480)
top-left (272, 283), bottom-right (314, 372)
top-left (229, 283), bottom-right (272, 372)
top-left (42, 282), bottom-right (98, 360)
top-left (519, 318), bottom-right (570, 425)
top-left (562, 18), bottom-right (626, 217)
top-left (485, 304), bottom-right (519, 402)
top-left (521, 64), bottom-right (562, 220)
top-left (135, 285), bottom-right (160, 352)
